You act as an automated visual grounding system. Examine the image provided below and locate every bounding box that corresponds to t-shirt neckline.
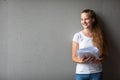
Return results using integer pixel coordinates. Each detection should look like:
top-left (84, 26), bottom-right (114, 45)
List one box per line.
top-left (80, 31), bottom-right (92, 39)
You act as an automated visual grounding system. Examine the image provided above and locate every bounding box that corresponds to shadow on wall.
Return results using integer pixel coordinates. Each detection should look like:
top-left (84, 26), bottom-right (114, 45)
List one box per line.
top-left (98, 15), bottom-right (120, 80)
top-left (103, 31), bottom-right (120, 80)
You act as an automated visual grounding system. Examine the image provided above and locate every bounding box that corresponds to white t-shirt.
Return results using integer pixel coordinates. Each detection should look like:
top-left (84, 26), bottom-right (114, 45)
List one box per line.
top-left (72, 31), bottom-right (102, 74)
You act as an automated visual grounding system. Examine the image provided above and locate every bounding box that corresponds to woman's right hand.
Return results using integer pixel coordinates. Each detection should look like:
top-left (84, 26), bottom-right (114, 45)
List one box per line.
top-left (72, 41), bottom-right (96, 63)
top-left (78, 57), bottom-right (87, 63)
top-left (78, 54), bottom-right (95, 63)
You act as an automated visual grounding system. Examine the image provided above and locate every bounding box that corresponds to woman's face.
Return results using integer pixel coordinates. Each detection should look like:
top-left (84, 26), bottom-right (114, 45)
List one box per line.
top-left (80, 12), bottom-right (94, 29)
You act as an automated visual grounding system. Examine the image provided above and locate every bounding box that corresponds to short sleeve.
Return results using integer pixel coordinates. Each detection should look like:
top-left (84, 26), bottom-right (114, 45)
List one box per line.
top-left (72, 32), bottom-right (79, 43)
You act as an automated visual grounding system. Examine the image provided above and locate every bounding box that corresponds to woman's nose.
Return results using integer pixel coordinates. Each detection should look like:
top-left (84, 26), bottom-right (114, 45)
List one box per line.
top-left (83, 20), bottom-right (86, 23)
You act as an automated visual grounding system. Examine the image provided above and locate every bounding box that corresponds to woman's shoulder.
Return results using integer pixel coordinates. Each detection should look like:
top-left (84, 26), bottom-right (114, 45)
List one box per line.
top-left (72, 30), bottom-right (84, 42)
top-left (74, 30), bottom-right (82, 36)
top-left (73, 30), bottom-right (83, 39)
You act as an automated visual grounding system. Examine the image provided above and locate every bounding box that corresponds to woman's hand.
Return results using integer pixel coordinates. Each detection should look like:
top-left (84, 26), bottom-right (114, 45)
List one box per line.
top-left (92, 57), bottom-right (104, 64)
top-left (78, 54), bottom-right (95, 63)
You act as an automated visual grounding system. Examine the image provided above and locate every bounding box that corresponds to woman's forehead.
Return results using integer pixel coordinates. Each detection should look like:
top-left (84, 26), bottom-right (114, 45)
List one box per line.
top-left (81, 13), bottom-right (91, 18)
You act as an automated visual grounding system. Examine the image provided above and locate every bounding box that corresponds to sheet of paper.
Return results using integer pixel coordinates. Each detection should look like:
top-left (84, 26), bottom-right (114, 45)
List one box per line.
top-left (77, 47), bottom-right (99, 59)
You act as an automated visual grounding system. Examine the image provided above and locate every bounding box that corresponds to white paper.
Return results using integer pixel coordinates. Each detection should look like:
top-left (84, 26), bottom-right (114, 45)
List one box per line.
top-left (77, 47), bottom-right (99, 59)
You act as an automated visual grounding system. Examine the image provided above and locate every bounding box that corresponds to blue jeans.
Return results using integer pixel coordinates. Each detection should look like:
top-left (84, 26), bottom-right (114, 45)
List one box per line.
top-left (75, 72), bottom-right (102, 80)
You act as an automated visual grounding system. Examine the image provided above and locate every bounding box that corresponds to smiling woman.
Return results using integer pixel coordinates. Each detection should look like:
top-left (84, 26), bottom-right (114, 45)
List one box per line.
top-left (72, 9), bottom-right (108, 80)
top-left (80, 12), bottom-right (94, 30)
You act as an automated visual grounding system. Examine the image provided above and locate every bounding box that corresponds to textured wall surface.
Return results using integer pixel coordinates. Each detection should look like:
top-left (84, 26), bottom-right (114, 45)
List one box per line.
top-left (0, 0), bottom-right (120, 80)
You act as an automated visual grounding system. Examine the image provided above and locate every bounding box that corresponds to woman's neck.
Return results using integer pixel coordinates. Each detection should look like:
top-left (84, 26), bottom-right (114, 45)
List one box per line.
top-left (84, 28), bottom-right (92, 33)
top-left (82, 28), bottom-right (93, 37)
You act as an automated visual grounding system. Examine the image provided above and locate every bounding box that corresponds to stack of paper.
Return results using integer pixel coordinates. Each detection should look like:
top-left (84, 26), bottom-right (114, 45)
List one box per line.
top-left (77, 47), bottom-right (99, 59)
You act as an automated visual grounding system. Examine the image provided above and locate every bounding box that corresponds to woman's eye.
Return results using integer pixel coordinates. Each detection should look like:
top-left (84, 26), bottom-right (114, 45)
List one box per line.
top-left (85, 18), bottom-right (89, 20)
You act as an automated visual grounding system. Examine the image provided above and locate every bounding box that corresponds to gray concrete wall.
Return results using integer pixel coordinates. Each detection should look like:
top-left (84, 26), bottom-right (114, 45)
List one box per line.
top-left (0, 0), bottom-right (120, 80)
top-left (0, 0), bottom-right (8, 80)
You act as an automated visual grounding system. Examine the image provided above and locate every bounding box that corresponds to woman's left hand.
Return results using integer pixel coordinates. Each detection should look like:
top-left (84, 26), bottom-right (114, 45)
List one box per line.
top-left (92, 58), bottom-right (104, 64)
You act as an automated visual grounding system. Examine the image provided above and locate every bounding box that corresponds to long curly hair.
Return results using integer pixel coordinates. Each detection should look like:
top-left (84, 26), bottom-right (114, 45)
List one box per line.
top-left (81, 9), bottom-right (108, 57)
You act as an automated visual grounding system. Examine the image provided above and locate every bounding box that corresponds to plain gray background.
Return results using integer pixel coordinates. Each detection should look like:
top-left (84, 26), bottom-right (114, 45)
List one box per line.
top-left (0, 0), bottom-right (120, 80)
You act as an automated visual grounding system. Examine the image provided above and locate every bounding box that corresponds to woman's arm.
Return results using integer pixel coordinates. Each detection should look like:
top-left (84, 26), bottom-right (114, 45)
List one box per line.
top-left (72, 41), bottom-right (86, 63)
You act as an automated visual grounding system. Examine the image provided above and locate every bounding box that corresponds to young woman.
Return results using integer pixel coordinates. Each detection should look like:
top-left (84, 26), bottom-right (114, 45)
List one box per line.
top-left (72, 9), bottom-right (108, 80)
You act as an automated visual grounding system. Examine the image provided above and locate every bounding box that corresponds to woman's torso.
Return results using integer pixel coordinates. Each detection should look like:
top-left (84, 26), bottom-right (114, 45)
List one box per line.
top-left (75, 31), bottom-right (102, 74)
